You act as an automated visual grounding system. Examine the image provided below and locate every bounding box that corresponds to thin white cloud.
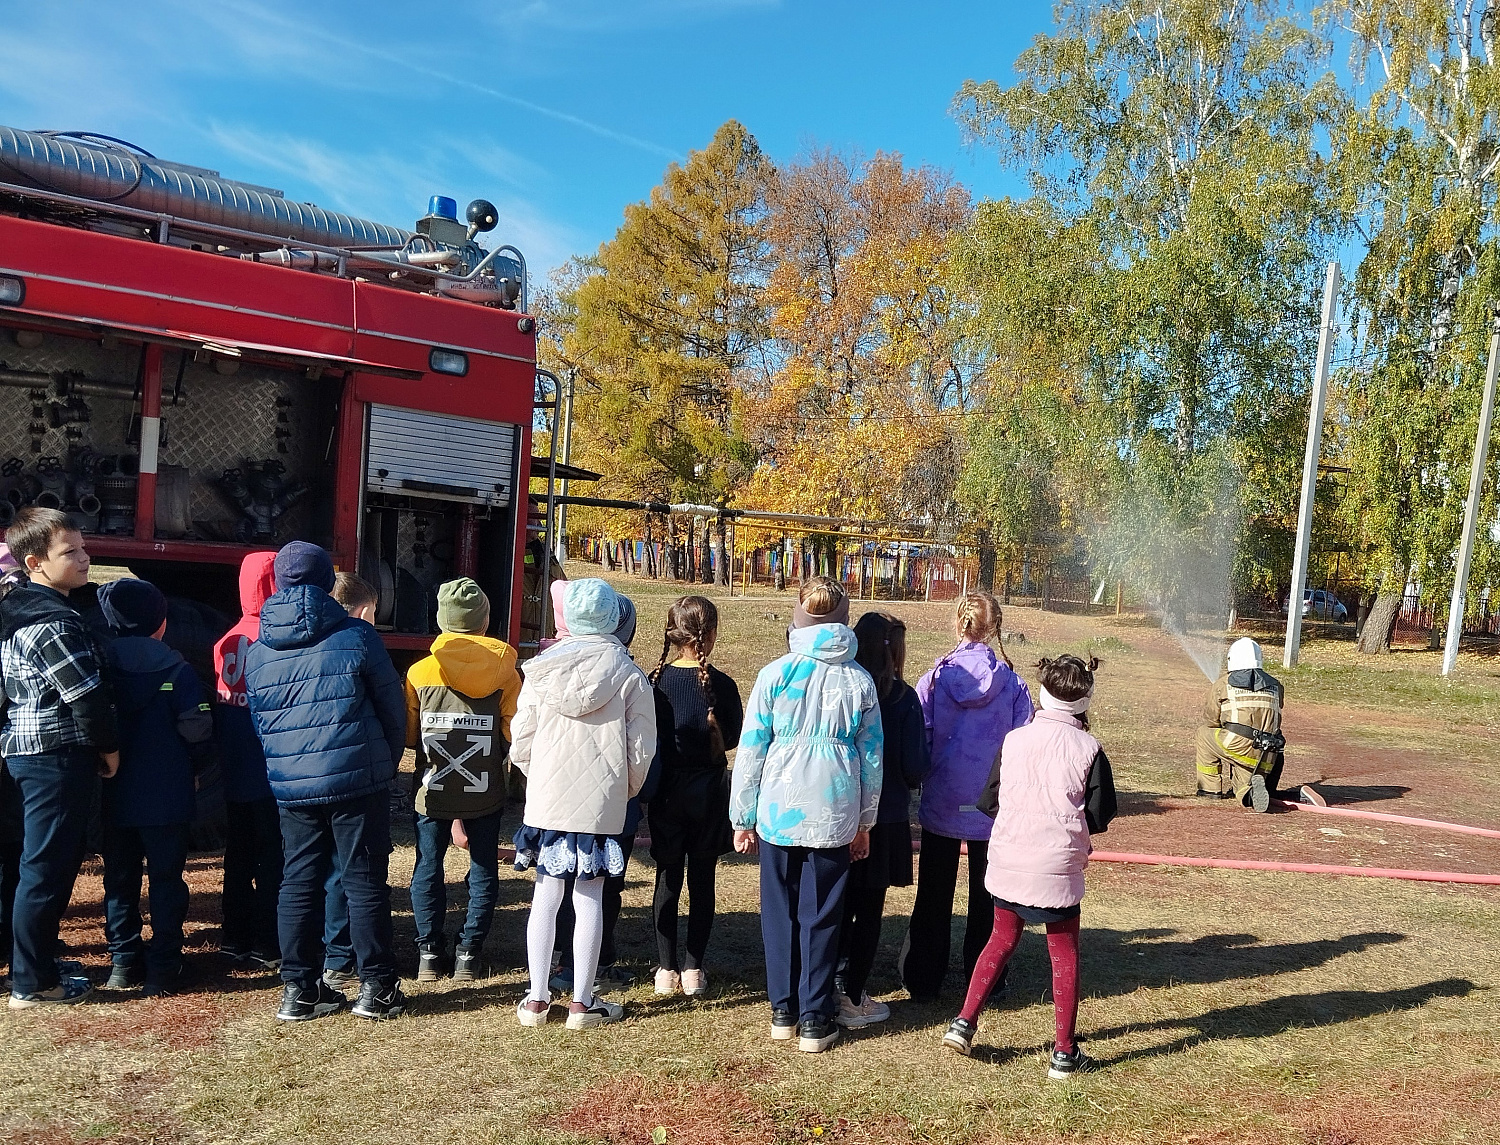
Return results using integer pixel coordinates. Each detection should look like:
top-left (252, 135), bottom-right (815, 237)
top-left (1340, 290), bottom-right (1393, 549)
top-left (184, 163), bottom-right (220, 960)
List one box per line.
top-left (205, 0), bottom-right (682, 159)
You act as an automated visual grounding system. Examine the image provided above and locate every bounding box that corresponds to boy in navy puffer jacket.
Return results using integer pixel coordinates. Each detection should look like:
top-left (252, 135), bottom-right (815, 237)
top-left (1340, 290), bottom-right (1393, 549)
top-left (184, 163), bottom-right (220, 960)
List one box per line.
top-left (243, 542), bottom-right (407, 1022)
top-left (97, 579), bottom-right (214, 997)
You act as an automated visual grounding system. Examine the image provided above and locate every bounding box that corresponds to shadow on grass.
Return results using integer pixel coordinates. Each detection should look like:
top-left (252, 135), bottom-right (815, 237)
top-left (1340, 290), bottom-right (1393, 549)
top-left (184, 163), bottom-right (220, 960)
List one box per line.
top-left (1093, 977), bottom-right (1481, 1065)
top-left (1308, 784), bottom-right (1413, 804)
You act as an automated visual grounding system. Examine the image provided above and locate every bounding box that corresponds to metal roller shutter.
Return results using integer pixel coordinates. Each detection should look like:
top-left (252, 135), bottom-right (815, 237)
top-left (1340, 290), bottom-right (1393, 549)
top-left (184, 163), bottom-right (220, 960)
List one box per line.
top-left (366, 404), bottom-right (517, 507)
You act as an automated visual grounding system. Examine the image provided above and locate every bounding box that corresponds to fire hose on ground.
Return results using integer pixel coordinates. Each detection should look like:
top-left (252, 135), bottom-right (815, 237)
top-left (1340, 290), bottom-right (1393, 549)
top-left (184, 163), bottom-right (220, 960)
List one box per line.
top-left (1090, 799), bottom-right (1500, 886)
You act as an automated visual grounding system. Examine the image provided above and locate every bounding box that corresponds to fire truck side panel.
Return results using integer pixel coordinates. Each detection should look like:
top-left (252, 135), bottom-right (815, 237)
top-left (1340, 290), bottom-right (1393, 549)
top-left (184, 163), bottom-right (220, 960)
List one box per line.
top-left (0, 216), bottom-right (357, 357)
top-left (0, 214), bottom-right (539, 657)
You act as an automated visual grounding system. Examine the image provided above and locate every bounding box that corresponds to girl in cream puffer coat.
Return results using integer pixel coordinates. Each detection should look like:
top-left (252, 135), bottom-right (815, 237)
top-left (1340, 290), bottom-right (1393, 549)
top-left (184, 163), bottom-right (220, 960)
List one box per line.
top-left (511, 579), bottom-right (656, 1031)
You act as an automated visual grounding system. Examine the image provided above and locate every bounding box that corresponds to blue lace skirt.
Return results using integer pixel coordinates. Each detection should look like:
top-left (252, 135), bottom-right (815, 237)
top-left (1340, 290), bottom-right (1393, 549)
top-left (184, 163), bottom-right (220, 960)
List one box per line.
top-left (513, 826), bottom-right (625, 881)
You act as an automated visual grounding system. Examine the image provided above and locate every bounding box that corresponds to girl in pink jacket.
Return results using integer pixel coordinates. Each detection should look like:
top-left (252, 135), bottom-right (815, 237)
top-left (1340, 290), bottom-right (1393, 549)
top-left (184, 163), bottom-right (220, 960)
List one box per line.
top-left (940, 655), bottom-right (1116, 1080)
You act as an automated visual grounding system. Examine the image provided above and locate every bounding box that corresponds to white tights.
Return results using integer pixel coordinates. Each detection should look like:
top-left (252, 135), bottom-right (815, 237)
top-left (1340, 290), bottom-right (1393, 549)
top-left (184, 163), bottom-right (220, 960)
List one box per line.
top-left (527, 873), bottom-right (605, 1008)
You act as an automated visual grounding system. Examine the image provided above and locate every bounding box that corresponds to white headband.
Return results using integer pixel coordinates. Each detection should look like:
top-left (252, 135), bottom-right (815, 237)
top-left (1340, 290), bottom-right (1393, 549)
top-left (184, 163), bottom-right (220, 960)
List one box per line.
top-left (1039, 685), bottom-right (1092, 716)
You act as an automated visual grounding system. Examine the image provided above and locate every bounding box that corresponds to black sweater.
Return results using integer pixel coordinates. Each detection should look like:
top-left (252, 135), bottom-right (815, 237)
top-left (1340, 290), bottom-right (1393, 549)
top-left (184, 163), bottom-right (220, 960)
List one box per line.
top-left (876, 682), bottom-right (929, 824)
top-left (654, 664), bottom-right (743, 773)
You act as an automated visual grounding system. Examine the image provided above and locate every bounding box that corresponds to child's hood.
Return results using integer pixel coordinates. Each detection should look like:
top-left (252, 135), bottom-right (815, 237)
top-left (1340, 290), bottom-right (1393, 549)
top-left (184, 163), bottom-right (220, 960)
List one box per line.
top-left (108, 636), bottom-right (185, 711)
top-left (257, 585), bottom-right (352, 650)
top-left (429, 631), bottom-right (517, 699)
top-left (237, 551), bottom-right (278, 619)
top-left (0, 584), bottom-right (76, 640)
top-left (934, 641), bottom-right (1015, 709)
top-left (787, 622), bottom-right (857, 664)
top-left (524, 634), bottom-right (637, 717)
top-left (550, 580), bottom-right (572, 638)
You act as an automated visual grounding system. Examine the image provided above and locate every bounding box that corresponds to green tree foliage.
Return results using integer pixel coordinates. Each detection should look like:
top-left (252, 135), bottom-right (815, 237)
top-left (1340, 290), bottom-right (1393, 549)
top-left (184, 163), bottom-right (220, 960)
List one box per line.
top-left (950, 0), bottom-right (1344, 625)
top-left (1329, 0), bottom-right (1500, 650)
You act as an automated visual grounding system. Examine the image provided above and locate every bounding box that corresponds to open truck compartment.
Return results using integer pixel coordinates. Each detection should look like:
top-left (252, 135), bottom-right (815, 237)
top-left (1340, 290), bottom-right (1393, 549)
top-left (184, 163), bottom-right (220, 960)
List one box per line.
top-left (0, 122), bottom-right (541, 654)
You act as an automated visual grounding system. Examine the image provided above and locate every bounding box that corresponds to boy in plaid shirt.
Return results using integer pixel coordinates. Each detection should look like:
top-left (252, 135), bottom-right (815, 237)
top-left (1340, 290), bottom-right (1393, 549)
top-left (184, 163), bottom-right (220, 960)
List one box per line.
top-left (0, 508), bottom-right (118, 1008)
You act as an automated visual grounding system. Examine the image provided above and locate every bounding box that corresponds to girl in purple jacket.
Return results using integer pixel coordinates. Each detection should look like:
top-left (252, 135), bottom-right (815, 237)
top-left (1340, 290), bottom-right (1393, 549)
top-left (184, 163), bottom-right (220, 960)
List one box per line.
top-left (940, 655), bottom-right (1116, 1080)
top-left (900, 591), bottom-right (1032, 1001)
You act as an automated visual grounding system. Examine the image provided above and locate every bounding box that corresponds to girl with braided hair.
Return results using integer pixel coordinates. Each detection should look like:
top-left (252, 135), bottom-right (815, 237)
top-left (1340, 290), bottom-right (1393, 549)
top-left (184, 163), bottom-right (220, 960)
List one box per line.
top-left (646, 596), bottom-right (743, 998)
top-left (900, 590), bottom-right (1032, 1002)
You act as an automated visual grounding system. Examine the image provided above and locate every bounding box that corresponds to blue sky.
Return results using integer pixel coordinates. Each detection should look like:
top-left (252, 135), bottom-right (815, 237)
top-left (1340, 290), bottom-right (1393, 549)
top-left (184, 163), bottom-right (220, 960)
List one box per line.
top-left (0, 0), bottom-right (1048, 275)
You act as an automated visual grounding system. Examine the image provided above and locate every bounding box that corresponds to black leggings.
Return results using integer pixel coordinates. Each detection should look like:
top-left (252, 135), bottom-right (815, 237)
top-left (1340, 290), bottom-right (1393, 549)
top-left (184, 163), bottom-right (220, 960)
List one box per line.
top-left (652, 851), bottom-right (718, 971)
top-left (837, 882), bottom-right (887, 1001)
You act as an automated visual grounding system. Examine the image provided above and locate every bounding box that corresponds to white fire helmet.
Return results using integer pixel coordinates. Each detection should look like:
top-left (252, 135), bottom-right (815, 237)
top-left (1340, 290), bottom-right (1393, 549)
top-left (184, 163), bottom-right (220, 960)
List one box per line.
top-left (1226, 637), bottom-right (1263, 672)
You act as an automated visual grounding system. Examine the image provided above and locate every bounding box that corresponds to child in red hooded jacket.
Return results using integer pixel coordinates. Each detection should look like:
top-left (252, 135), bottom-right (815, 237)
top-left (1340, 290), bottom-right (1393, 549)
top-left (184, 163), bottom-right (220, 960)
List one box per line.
top-left (213, 552), bottom-right (282, 968)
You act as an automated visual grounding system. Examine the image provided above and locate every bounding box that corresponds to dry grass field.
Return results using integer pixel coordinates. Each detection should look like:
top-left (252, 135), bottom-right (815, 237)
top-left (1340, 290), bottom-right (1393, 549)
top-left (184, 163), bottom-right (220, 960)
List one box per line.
top-left (2, 566), bottom-right (1498, 1144)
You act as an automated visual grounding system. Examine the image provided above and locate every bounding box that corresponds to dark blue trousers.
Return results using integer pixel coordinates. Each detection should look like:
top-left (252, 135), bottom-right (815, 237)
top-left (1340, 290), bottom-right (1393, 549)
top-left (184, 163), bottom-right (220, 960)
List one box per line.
top-left (102, 820), bottom-right (190, 980)
top-left (409, 809), bottom-right (503, 952)
top-left (277, 791), bottom-right (395, 991)
top-left (221, 796), bottom-right (282, 958)
top-left (0, 763), bottom-right (23, 969)
top-left (322, 866), bottom-right (354, 973)
top-left (759, 840), bottom-right (850, 1024)
top-left (5, 748), bottom-right (96, 994)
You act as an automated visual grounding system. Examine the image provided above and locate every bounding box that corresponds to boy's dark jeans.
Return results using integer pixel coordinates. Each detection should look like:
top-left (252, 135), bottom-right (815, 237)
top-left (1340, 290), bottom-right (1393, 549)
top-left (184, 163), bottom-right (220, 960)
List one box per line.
top-left (221, 797), bottom-right (282, 958)
top-left (323, 866), bottom-right (354, 973)
top-left (409, 808), bottom-right (503, 952)
top-left (102, 820), bottom-right (190, 980)
top-left (0, 763), bottom-right (23, 968)
top-left (759, 840), bottom-right (850, 1025)
top-left (276, 791), bottom-right (396, 991)
top-left (5, 748), bottom-right (96, 994)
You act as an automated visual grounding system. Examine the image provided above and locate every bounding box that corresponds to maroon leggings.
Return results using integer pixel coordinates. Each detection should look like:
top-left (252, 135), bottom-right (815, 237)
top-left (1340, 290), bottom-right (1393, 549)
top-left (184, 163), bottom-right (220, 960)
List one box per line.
top-left (958, 905), bottom-right (1080, 1053)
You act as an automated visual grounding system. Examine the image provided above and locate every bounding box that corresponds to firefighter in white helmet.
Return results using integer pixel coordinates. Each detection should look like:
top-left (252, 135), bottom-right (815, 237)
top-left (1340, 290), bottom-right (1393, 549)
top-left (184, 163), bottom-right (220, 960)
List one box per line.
top-left (1194, 638), bottom-right (1318, 812)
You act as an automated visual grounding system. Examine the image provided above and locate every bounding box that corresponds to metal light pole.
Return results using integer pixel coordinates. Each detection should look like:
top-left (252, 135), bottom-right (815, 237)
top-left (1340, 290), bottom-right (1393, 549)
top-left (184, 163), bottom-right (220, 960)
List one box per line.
top-left (554, 370), bottom-right (576, 565)
top-left (1442, 306), bottom-right (1500, 676)
top-left (1284, 261), bottom-right (1341, 669)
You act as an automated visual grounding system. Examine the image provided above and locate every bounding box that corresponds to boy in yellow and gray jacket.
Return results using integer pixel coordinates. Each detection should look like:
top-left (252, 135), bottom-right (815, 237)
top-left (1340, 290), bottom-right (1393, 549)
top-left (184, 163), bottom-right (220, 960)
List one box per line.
top-left (404, 578), bottom-right (521, 982)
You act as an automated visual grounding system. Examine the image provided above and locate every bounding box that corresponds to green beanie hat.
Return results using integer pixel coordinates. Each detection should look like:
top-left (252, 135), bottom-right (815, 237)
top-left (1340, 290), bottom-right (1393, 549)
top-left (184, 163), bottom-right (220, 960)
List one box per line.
top-left (437, 577), bottom-right (490, 634)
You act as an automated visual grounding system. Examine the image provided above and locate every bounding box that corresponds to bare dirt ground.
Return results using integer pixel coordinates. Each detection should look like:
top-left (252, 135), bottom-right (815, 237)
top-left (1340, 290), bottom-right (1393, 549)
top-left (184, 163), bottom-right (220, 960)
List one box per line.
top-left (3, 569), bottom-right (1497, 1144)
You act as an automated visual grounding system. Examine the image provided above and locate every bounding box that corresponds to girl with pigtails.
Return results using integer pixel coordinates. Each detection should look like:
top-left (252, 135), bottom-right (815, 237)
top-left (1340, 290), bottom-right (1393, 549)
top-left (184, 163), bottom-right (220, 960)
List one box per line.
top-left (941, 654), bottom-right (1116, 1080)
top-left (646, 596), bottom-right (743, 998)
top-left (901, 590), bottom-right (1033, 1002)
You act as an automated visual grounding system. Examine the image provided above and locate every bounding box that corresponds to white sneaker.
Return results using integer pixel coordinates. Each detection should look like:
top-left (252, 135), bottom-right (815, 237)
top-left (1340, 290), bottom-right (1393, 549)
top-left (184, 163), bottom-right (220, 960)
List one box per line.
top-left (835, 991), bottom-right (891, 1029)
top-left (654, 968), bottom-right (681, 996)
top-left (516, 999), bottom-right (552, 1027)
top-left (680, 968), bottom-right (708, 996)
top-left (566, 999), bottom-right (625, 1029)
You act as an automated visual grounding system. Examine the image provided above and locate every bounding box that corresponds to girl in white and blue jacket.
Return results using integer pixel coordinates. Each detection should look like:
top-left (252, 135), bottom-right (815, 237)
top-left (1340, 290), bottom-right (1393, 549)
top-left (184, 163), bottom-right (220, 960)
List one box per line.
top-left (730, 576), bottom-right (883, 1054)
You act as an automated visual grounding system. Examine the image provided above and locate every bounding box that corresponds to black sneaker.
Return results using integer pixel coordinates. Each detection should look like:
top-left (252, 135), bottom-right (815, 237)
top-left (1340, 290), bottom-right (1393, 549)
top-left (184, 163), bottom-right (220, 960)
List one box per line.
top-left (1249, 773), bottom-right (1271, 813)
top-left (770, 1007), bottom-right (797, 1041)
top-left (1047, 1046), bottom-right (1095, 1080)
top-left (106, 962), bottom-right (144, 991)
top-left (276, 981), bottom-right (346, 1022)
top-left (416, 948), bottom-right (445, 983)
top-left (942, 1017), bottom-right (977, 1056)
top-left (451, 948), bottom-right (480, 982)
top-left (351, 979), bottom-right (407, 1020)
top-left (798, 1016), bottom-right (840, 1053)
top-left (143, 963), bottom-right (188, 999)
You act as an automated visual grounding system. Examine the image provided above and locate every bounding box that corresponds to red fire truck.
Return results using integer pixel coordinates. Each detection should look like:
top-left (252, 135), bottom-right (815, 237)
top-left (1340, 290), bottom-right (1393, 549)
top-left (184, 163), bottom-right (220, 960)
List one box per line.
top-left (0, 125), bottom-right (558, 660)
